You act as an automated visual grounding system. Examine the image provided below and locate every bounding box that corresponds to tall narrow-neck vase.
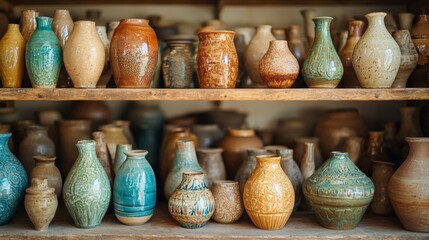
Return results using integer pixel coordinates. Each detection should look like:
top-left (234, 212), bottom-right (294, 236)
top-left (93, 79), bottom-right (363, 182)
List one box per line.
top-left (0, 24), bottom-right (25, 88)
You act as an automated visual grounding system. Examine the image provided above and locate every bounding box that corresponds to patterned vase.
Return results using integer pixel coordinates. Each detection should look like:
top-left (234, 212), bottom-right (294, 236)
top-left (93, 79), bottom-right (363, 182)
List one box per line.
top-left (63, 140), bottom-right (111, 229)
top-left (0, 24), bottom-right (25, 88)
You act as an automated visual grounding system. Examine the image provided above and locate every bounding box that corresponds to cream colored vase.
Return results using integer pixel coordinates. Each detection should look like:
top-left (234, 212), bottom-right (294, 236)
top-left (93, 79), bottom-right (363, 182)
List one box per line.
top-left (63, 21), bottom-right (105, 88)
top-left (352, 12), bottom-right (401, 88)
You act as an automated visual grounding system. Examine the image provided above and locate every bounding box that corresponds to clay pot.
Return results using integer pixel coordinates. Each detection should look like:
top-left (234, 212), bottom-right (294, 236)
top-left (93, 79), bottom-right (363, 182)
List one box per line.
top-left (162, 41), bottom-right (194, 88)
top-left (113, 143), bottom-right (132, 174)
top-left (371, 160), bottom-right (395, 216)
top-left (287, 25), bottom-right (305, 63)
top-left (29, 155), bottom-right (62, 199)
top-left (92, 131), bottom-right (113, 183)
top-left (385, 13), bottom-right (398, 34)
top-left (259, 40), bottom-right (299, 88)
top-left (336, 30), bottom-right (348, 54)
top-left (274, 118), bottom-right (311, 148)
top-left (339, 136), bottom-right (363, 164)
top-left (303, 152), bottom-right (374, 230)
top-left (243, 155), bottom-right (294, 230)
top-left (352, 12), bottom-right (401, 88)
top-left (69, 101), bottom-right (112, 132)
top-left (64, 21), bottom-right (105, 88)
top-left (234, 148), bottom-right (267, 194)
top-left (0, 24), bottom-right (25, 88)
top-left (293, 137), bottom-right (323, 169)
top-left (211, 180), bottom-right (244, 224)
top-left (358, 131), bottom-right (391, 177)
top-left (110, 19), bottom-right (158, 88)
top-left (394, 107), bottom-right (423, 165)
top-left (52, 9), bottom-right (73, 48)
top-left (196, 148), bottom-right (226, 187)
top-left (245, 25), bottom-right (276, 87)
top-left (100, 124), bottom-right (129, 160)
top-left (388, 137), bottom-right (429, 232)
top-left (190, 124), bottom-right (223, 148)
top-left (232, 27), bottom-right (255, 46)
top-left (299, 142), bottom-right (315, 211)
top-left (392, 30), bottom-right (418, 88)
top-left (25, 178), bottom-right (58, 231)
top-left (217, 129), bottom-right (263, 180)
top-left (20, 9), bottom-right (39, 43)
top-left (340, 20), bottom-right (364, 88)
top-left (398, 13), bottom-right (414, 30)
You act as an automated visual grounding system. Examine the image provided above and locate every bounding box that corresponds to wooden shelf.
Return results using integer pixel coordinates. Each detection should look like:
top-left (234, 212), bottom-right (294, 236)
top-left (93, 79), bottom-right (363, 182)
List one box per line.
top-left (0, 88), bottom-right (428, 101)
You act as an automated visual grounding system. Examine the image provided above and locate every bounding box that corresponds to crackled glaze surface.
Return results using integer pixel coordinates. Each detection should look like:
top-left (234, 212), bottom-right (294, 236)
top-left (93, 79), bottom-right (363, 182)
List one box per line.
top-left (352, 12), bottom-right (401, 88)
top-left (29, 155), bottom-right (62, 199)
top-left (0, 24), bottom-right (25, 88)
top-left (52, 9), bottom-right (73, 48)
top-left (340, 20), bottom-right (364, 88)
top-left (303, 152), bottom-right (374, 230)
top-left (392, 30), bottom-right (418, 88)
top-left (211, 180), bottom-right (243, 224)
top-left (243, 155), bottom-right (294, 230)
top-left (20, 10), bottom-right (39, 43)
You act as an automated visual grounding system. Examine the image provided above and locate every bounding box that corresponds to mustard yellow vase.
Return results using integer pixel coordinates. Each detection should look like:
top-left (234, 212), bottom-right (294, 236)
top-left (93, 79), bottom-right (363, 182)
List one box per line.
top-left (243, 155), bottom-right (295, 230)
top-left (0, 24), bottom-right (25, 88)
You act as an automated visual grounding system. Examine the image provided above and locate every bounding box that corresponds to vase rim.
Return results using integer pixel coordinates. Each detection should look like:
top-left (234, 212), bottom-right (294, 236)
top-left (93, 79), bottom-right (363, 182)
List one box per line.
top-left (33, 155), bottom-right (56, 161)
top-left (182, 171), bottom-right (204, 177)
top-left (120, 18), bottom-right (149, 24)
top-left (213, 180), bottom-right (238, 185)
top-left (196, 148), bottom-right (223, 153)
top-left (296, 137), bottom-right (319, 143)
top-left (54, 9), bottom-right (70, 13)
top-left (124, 149), bottom-right (148, 157)
top-left (365, 12), bottom-right (387, 18)
top-left (372, 160), bottom-right (395, 166)
top-left (228, 129), bottom-right (255, 137)
top-left (76, 139), bottom-right (95, 145)
top-left (330, 151), bottom-right (349, 158)
top-left (406, 137), bottom-right (429, 143)
top-left (313, 16), bottom-right (333, 20)
top-left (74, 20), bottom-right (96, 27)
top-left (256, 154), bottom-right (280, 161)
top-left (117, 143), bottom-right (133, 148)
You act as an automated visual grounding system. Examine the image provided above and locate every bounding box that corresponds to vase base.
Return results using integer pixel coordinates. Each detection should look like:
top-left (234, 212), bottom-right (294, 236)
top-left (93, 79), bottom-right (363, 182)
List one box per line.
top-left (115, 214), bottom-right (152, 225)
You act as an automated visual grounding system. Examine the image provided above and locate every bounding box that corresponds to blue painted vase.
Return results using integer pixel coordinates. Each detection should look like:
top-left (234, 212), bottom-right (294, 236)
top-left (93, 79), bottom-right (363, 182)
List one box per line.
top-left (63, 140), bottom-right (111, 229)
top-left (25, 17), bottom-right (61, 88)
top-left (168, 171), bottom-right (215, 229)
top-left (0, 132), bottom-right (28, 225)
top-left (113, 150), bottom-right (156, 225)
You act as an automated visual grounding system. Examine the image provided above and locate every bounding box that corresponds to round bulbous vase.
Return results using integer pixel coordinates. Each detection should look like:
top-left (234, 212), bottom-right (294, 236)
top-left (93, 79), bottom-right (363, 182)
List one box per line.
top-left (352, 12), bottom-right (401, 88)
top-left (211, 180), bottom-right (244, 224)
top-left (64, 21), bottom-right (105, 88)
top-left (0, 24), bottom-right (25, 88)
top-left (371, 160), bottom-right (395, 216)
top-left (113, 150), bottom-right (156, 225)
top-left (388, 137), bottom-right (429, 232)
top-left (259, 40), bottom-right (299, 88)
top-left (168, 171), bottom-right (215, 228)
top-left (303, 152), bottom-right (374, 230)
top-left (340, 20), bottom-right (364, 88)
top-left (29, 155), bottom-right (62, 199)
top-left (391, 30), bottom-right (418, 88)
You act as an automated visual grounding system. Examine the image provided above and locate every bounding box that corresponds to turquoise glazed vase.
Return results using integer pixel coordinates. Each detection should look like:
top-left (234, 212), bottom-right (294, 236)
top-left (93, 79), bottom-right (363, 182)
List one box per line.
top-left (163, 140), bottom-right (206, 199)
top-left (302, 17), bottom-right (343, 88)
top-left (168, 171), bottom-right (215, 228)
top-left (113, 150), bottom-right (156, 225)
top-left (0, 133), bottom-right (28, 225)
top-left (63, 140), bottom-right (111, 229)
top-left (25, 17), bottom-right (61, 88)
top-left (303, 151), bottom-right (374, 230)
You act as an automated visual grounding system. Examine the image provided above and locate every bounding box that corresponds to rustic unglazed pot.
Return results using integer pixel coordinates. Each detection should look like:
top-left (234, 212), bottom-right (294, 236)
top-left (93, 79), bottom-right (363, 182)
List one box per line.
top-left (20, 9), bottom-right (39, 43)
top-left (168, 171), bottom-right (215, 229)
top-left (110, 19), bottom-right (158, 88)
top-left (211, 180), bottom-right (244, 224)
top-left (196, 148), bottom-right (226, 187)
top-left (287, 25), bottom-right (305, 63)
top-left (29, 155), bottom-right (62, 199)
top-left (25, 178), bottom-right (58, 231)
top-left (352, 12), bottom-right (401, 88)
top-left (52, 9), bottom-right (73, 48)
top-left (340, 20), bottom-right (364, 88)
top-left (64, 21), bottom-right (105, 88)
top-left (358, 131), bottom-right (390, 177)
top-left (259, 40), bottom-right (299, 88)
top-left (197, 30), bottom-right (238, 88)
top-left (92, 131), bottom-right (113, 183)
top-left (303, 152), bottom-right (374, 230)
top-left (388, 137), bottom-right (429, 232)
top-left (392, 30), bottom-right (418, 88)
top-left (293, 137), bottom-right (323, 169)
top-left (371, 160), bottom-right (395, 216)
top-left (243, 155), bottom-right (294, 230)
top-left (0, 24), bottom-right (25, 88)
top-left (277, 149), bottom-right (303, 212)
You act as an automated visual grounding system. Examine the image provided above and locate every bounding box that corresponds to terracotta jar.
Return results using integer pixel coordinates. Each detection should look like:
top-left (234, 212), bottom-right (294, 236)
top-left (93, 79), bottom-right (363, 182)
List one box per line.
top-left (358, 131), bottom-right (390, 177)
top-left (274, 118), bottom-right (311, 148)
top-left (196, 148), bottom-right (226, 187)
top-left (235, 148), bottom-right (267, 193)
top-left (245, 25), bottom-right (276, 87)
top-left (197, 30), bottom-right (238, 88)
top-left (408, 15), bottom-right (429, 88)
top-left (287, 25), bottom-right (305, 63)
top-left (64, 21), bottom-right (105, 88)
top-left (392, 30), bottom-right (418, 88)
top-left (352, 12), bottom-right (401, 88)
top-left (110, 19), bottom-right (158, 88)
top-left (52, 9), bottom-right (73, 48)
top-left (340, 20), bottom-right (364, 88)
top-left (190, 124), bottom-right (223, 148)
top-left (69, 101), bottom-right (112, 132)
top-left (162, 41), bottom-right (194, 88)
top-left (303, 152), bottom-right (374, 230)
top-left (113, 144), bottom-right (132, 174)
top-left (388, 137), bottom-right (429, 232)
top-left (293, 137), bottom-right (323, 169)
top-left (24, 178), bottom-right (58, 231)
top-left (259, 40), bottom-right (299, 88)
top-left (243, 155), bottom-right (294, 230)
top-left (92, 131), bottom-right (113, 183)
top-left (339, 136), bottom-right (363, 164)
top-left (100, 124), bottom-right (129, 160)
top-left (29, 155), bottom-right (62, 199)
top-left (211, 180), bottom-right (244, 224)
top-left (398, 13), bottom-right (414, 31)
top-left (0, 24), bottom-right (25, 88)
top-left (371, 160), bottom-right (395, 216)
top-left (19, 125), bottom-right (55, 175)
top-left (217, 129), bottom-right (263, 180)
top-left (20, 9), bottom-right (39, 43)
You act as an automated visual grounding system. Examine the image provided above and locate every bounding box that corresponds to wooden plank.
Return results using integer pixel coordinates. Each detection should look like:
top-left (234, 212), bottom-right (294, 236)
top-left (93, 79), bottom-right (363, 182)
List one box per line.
top-left (220, 0), bottom-right (408, 6)
top-left (0, 88), bottom-right (428, 101)
top-left (11, 0), bottom-right (215, 5)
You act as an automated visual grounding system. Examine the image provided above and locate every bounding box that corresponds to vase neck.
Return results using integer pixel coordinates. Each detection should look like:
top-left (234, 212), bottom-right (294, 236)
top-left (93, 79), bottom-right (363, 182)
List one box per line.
top-left (256, 25), bottom-right (272, 35)
top-left (348, 20), bottom-right (364, 38)
top-left (268, 40), bottom-right (290, 52)
top-left (0, 133), bottom-right (11, 150)
top-left (174, 140), bottom-right (198, 166)
top-left (76, 140), bottom-right (97, 158)
top-left (124, 150), bottom-right (148, 161)
top-left (36, 17), bottom-right (53, 30)
top-left (276, 149), bottom-right (293, 161)
top-left (313, 17), bottom-right (332, 42)
top-left (407, 138), bottom-right (429, 159)
top-left (368, 131), bottom-right (384, 155)
top-left (74, 21), bottom-right (96, 33)
top-left (54, 9), bottom-right (71, 18)
top-left (304, 142), bottom-right (315, 160)
top-left (256, 155), bottom-right (281, 171)
top-left (7, 24), bottom-right (20, 34)
top-left (366, 12), bottom-right (389, 34)
top-left (178, 172), bottom-right (207, 190)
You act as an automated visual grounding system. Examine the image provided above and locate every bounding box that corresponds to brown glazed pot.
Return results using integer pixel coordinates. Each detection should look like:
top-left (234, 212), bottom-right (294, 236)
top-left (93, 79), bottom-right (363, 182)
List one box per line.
top-left (196, 148), bottom-right (226, 187)
top-left (110, 19), bottom-right (158, 88)
top-left (29, 155), bottom-right (62, 199)
top-left (217, 129), bottom-right (263, 180)
top-left (358, 131), bottom-right (390, 177)
top-left (197, 30), bottom-right (238, 88)
top-left (371, 160), bottom-right (395, 216)
top-left (388, 137), bottom-right (429, 232)
top-left (211, 180), bottom-right (244, 224)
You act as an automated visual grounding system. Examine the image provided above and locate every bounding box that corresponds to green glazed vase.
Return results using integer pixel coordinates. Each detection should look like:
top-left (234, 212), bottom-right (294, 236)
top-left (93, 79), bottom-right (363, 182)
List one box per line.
top-left (303, 151), bottom-right (374, 230)
top-left (25, 17), bottom-right (62, 88)
top-left (63, 140), bottom-right (111, 229)
top-left (302, 17), bottom-right (343, 88)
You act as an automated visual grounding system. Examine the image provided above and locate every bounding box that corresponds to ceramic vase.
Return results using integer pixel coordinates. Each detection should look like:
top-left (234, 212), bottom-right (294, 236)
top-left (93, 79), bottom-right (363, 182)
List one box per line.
top-left (196, 148), bottom-right (226, 187)
top-left (300, 9), bottom-right (316, 49)
top-left (63, 140), bottom-right (111, 229)
top-left (20, 10), bottom-right (39, 43)
top-left (392, 30), bottom-right (418, 88)
top-left (107, 21), bottom-right (119, 41)
top-left (113, 150), bottom-right (156, 225)
top-left (243, 155), bottom-right (294, 230)
top-left (113, 143), bottom-right (132, 174)
top-left (371, 160), bottom-right (395, 216)
top-left (336, 30), bottom-right (348, 54)
top-left (0, 132), bottom-right (28, 225)
top-left (11, 120), bottom-right (35, 152)
top-left (234, 148), bottom-right (267, 193)
top-left (339, 136), bottom-right (363, 164)
top-left (340, 20), bottom-right (364, 88)
top-left (110, 19), bottom-right (158, 88)
top-left (92, 131), bottom-right (113, 183)
top-left (277, 149), bottom-right (303, 212)
top-left (29, 155), bottom-right (62, 199)
top-left (113, 120), bottom-right (136, 147)
top-left (69, 101), bottom-right (112, 132)
top-left (388, 137), bottom-right (429, 232)
top-left (168, 171), bottom-right (215, 228)
top-left (217, 129), bottom-right (263, 180)
top-left (287, 25), bottom-right (305, 63)
top-left (0, 24), bottom-right (25, 88)
top-left (36, 110), bottom-right (62, 153)
top-left (385, 13), bottom-right (398, 34)
top-left (358, 131), bottom-right (391, 177)
top-left (211, 180), bottom-right (244, 223)
top-left (190, 124), bottom-right (223, 148)
top-left (302, 17), bottom-right (343, 88)
top-left (352, 12), bottom-right (401, 88)
top-left (162, 41), bottom-right (194, 88)
top-left (274, 118), bottom-right (311, 148)
top-left (293, 137), bottom-right (323, 169)
top-left (52, 9), bottom-right (73, 48)
top-left (259, 40), bottom-right (299, 88)
top-left (245, 25), bottom-right (276, 87)
top-left (25, 17), bottom-right (61, 88)
top-left (303, 151), bottom-right (374, 230)
top-left (299, 142), bottom-right (315, 211)
top-left (24, 178), bottom-right (57, 231)
top-left (398, 13), bottom-right (414, 30)
top-left (100, 124), bottom-right (129, 160)
top-left (408, 14), bottom-right (429, 88)
top-left (64, 21), bottom-right (105, 88)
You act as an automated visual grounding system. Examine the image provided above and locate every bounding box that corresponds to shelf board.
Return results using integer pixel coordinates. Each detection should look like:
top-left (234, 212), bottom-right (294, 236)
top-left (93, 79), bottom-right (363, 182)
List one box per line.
top-left (0, 88), bottom-right (428, 101)
top-left (11, 0), bottom-right (216, 5)
top-left (1, 203), bottom-right (428, 239)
